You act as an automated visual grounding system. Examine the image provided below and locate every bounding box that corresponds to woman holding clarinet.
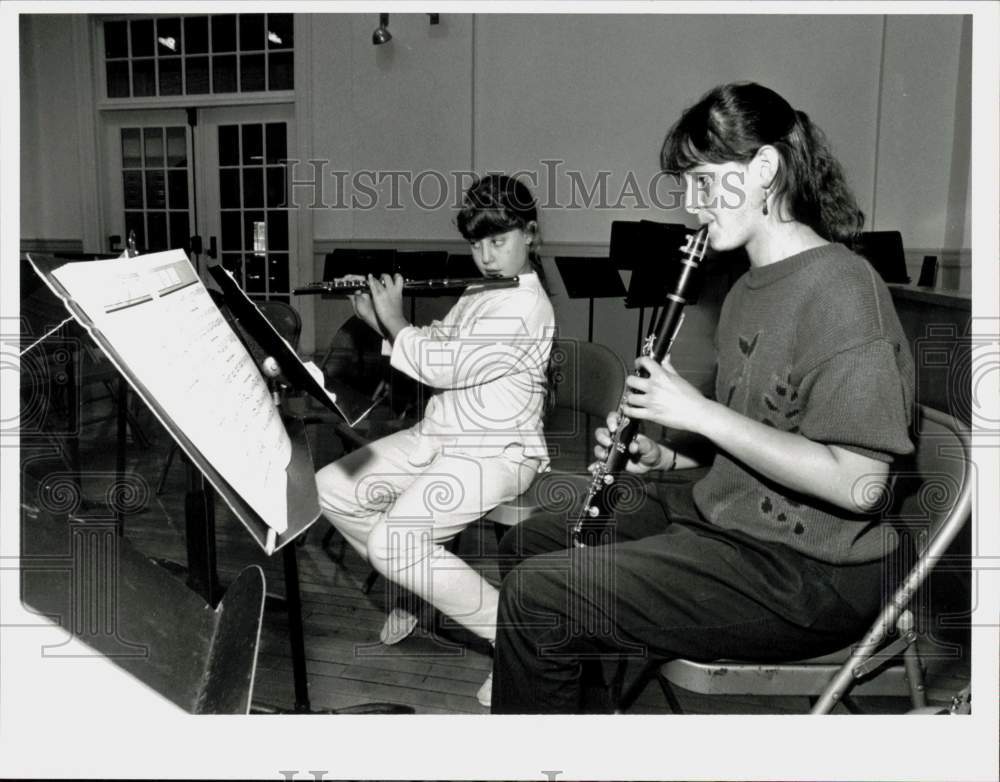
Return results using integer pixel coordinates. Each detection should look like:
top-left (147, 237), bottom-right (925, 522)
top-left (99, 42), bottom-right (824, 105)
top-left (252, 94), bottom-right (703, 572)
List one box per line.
top-left (488, 82), bottom-right (915, 713)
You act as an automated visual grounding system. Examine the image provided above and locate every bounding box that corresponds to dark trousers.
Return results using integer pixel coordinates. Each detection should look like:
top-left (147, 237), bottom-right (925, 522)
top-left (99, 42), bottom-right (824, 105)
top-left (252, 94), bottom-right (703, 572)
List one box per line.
top-left (491, 481), bottom-right (887, 713)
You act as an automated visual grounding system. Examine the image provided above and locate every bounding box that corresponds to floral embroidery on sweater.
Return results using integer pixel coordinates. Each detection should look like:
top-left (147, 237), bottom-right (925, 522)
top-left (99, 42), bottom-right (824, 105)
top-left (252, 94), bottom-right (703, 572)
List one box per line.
top-left (723, 331), bottom-right (760, 407)
top-left (761, 369), bottom-right (802, 432)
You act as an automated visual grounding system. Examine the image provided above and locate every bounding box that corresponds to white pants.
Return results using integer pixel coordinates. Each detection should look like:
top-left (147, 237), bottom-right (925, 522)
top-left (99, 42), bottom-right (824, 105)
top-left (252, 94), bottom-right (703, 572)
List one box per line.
top-left (315, 425), bottom-right (539, 642)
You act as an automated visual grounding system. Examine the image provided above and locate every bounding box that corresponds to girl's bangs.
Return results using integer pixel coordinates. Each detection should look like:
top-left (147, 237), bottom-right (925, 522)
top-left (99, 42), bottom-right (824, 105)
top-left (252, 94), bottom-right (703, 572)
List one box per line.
top-left (457, 206), bottom-right (520, 241)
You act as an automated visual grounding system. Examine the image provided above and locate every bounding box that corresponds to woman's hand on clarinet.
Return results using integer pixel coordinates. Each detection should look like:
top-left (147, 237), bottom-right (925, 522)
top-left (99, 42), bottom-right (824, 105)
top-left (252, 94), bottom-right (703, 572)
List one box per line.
top-left (366, 273), bottom-right (409, 341)
top-left (592, 411), bottom-right (664, 475)
top-left (621, 356), bottom-right (710, 433)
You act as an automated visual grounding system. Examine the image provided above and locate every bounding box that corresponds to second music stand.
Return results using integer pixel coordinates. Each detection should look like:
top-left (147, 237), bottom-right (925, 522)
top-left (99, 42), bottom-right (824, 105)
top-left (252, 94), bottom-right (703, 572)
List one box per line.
top-left (554, 255), bottom-right (627, 343)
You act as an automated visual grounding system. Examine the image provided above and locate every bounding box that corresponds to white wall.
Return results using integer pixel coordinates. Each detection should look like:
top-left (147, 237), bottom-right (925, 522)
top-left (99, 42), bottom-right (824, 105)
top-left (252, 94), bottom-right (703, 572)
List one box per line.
top-left (876, 15), bottom-right (970, 288)
top-left (19, 14), bottom-right (84, 243)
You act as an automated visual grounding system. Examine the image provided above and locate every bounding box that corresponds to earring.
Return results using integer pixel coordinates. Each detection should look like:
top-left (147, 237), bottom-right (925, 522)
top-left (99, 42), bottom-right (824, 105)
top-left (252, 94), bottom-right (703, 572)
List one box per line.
top-left (762, 186), bottom-right (770, 216)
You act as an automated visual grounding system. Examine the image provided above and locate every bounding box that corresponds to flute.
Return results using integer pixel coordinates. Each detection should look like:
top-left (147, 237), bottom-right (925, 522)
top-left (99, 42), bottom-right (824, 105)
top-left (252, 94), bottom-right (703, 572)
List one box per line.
top-left (571, 225), bottom-right (709, 547)
top-left (294, 275), bottom-right (519, 296)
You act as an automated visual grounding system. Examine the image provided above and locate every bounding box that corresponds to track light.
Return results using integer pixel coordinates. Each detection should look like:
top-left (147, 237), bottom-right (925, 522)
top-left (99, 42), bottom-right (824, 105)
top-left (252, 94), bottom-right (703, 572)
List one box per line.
top-left (372, 13), bottom-right (392, 45)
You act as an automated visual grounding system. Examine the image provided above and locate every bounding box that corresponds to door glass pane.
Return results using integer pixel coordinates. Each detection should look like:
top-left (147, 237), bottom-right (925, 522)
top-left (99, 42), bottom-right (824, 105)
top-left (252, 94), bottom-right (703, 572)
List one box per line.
top-left (264, 122), bottom-right (286, 164)
top-left (169, 212), bottom-right (189, 251)
top-left (143, 128), bottom-right (164, 167)
top-left (166, 127), bottom-right (187, 167)
top-left (167, 170), bottom-right (188, 209)
top-left (123, 171), bottom-right (144, 209)
top-left (221, 211), bottom-right (242, 251)
top-left (266, 210), bottom-right (288, 250)
top-left (121, 129), bottom-right (142, 168)
top-left (220, 169), bottom-right (240, 209)
top-left (147, 211), bottom-right (167, 249)
top-left (119, 126), bottom-right (189, 255)
top-left (244, 211), bottom-right (265, 252)
top-left (244, 254), bottom-right (265, 293)
top-left (218, 125), bottom-right (239, 166)
top-left (267, 253), bottom-right (289, 292)
top-left (266, 167), bottom-right (286, 207)
top-left (145, 170), bottom-right (166, 209)
top-left (241, 125), bottom-right (262, 165)
top-left (124, 212), bottom-right (145, 249)
top-left (243, 168), bottom-right (263, 208)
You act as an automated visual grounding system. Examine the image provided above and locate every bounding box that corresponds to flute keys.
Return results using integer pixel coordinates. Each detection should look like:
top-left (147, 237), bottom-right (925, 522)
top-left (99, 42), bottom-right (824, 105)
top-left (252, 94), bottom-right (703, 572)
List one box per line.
top-left (587, 506), bottom-right (599, 517)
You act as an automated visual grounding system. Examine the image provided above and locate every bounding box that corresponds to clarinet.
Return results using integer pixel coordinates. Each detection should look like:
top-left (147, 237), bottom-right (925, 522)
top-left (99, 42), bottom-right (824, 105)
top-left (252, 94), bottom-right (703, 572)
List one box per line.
top-left (293, 275), bottom-right (519, 296)
top-left (571, 225), bottom-right (709, 547)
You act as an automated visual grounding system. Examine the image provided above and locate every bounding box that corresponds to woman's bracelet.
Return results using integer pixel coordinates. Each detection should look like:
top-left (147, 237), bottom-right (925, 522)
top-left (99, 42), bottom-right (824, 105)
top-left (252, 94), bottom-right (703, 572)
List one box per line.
top-left (663, 445), bottom-right (678, 471)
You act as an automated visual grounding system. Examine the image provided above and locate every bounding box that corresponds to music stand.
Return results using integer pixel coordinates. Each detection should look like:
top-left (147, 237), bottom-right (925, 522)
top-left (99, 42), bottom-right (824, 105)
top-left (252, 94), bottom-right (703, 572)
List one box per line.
top-left (554, 256), bottom-right (626, 343)
top-left (615, 220), bottom-right (690, 356)
top-left (21, 493), bottom-right (266, 714)
top-left (854, 230), bottom-right (910, 284)
top-left (322, 247), bottom-right (397, 281)
top-left (209, 265), bottom-right (410, 715)
top-left (446, 253), bottom-right (478, 278)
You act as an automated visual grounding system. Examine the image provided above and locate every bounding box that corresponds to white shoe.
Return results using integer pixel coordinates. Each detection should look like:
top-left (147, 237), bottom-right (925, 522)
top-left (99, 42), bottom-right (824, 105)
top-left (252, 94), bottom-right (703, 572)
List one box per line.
top-left (379, 607), bottom-right (418, 646)
top-left (476, 672), bottom-right (493, 708)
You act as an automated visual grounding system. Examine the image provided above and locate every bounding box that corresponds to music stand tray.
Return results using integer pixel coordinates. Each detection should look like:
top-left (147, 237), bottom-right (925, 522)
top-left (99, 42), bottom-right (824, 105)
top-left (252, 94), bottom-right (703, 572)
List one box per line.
top-left (554, 256), bottom-right (627, 300)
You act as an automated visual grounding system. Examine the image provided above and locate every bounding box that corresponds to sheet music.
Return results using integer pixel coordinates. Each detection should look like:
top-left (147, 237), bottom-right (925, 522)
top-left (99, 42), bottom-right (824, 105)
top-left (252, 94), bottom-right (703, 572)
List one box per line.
top-left (50, 250), bottom-right (291, 534)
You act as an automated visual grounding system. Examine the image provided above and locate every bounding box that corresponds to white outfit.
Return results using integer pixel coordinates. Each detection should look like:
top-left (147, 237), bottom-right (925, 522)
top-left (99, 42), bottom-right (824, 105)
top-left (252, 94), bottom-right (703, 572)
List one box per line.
top-left (316, 272), bottom-right (554, 640)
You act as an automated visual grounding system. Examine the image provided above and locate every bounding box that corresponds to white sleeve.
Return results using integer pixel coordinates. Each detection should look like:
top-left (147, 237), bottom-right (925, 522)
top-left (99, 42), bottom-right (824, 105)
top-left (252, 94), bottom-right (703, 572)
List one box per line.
top-left (389, 295), bottom-right (548, 390)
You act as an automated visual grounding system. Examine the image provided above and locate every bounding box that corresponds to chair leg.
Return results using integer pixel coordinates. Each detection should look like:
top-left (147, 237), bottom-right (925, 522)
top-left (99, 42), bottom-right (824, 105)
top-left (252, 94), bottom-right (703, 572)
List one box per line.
top-left (656, 671), bottom-right (685, 714)
top-left (610, 659), bottom-right (648, 714)
top-left (903, 641), bottom-right (927, 709)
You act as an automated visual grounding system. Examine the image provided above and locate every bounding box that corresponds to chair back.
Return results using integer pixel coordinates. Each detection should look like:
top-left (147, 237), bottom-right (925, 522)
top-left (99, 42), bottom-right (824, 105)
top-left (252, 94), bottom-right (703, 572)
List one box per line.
top-left (542, 339), bottom-right (627, 473)
top-left (809, 405), bottom-right (973, 713)
top-left (257, 300), bottom-right (302, 351)
top-left (550, 338), bottom-right (626, 420)
top-left (885, 405), bottom-right (973, 561)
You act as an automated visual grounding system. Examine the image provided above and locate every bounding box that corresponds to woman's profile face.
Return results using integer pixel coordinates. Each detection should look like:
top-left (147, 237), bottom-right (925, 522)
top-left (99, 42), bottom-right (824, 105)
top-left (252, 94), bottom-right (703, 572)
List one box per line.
top-left (468, 227), bottom-right (533, 279)
top-left (683, 160), bottom-right (761, 252)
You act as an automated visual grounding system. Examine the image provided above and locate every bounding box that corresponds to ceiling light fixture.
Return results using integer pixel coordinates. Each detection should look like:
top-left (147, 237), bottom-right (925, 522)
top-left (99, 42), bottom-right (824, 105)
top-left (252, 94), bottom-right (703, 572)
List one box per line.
top-left (372, 13), bottom-right (392, 45)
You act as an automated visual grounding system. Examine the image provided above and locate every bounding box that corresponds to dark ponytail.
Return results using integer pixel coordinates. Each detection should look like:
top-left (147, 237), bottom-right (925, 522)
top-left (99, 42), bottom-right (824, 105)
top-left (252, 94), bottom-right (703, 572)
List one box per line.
top-left (661, 82), bottom-right (864, 244)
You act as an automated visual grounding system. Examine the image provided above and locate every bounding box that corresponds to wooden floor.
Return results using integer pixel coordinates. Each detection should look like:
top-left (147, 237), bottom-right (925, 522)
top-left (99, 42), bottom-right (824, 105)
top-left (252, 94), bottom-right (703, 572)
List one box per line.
top-left (21, 394), bottom-right (972, 716)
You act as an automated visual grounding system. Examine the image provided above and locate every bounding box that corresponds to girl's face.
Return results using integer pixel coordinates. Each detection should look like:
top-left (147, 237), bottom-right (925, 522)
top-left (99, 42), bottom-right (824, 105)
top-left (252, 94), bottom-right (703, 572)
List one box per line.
top-left (683, 160), bottom-right (764, 253)
top-left (469, 227), bottom-right (534, 278)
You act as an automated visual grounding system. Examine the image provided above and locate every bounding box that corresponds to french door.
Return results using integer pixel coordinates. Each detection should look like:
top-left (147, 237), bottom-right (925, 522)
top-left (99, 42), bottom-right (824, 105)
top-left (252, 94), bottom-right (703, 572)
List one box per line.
top-left (101, 104), bottom-right (297, 303)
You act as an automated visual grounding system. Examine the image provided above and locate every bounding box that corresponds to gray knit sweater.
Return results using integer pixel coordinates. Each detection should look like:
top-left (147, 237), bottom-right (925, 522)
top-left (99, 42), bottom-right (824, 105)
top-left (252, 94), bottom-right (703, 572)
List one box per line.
top-left (693, 243), bottom-right (915, 564)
